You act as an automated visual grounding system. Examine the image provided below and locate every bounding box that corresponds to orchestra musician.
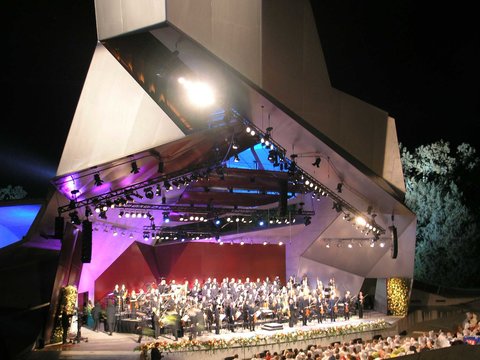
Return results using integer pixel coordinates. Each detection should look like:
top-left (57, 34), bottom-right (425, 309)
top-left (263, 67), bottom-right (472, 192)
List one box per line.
top-left (316, 295), bottom-right (325, 323)
top-left (129, 290), bottom-right (138, 318)
top-left (120, 284), bottom-right (127, 312)
top-left (342, 290), bottom-right (351, 320)
top-left (247, 301), bottom-right (256, 331)
top-left (288, 297), bottom-right (296, 328)
top-left (358, 291), bottom-right (364, 319)
top-left (113, 284), bottom-right (121, 310)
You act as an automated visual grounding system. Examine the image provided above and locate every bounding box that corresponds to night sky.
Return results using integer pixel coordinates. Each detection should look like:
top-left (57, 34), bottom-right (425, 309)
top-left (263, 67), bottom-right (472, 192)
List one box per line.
top-left (2, 1), bottom-right (479, 199)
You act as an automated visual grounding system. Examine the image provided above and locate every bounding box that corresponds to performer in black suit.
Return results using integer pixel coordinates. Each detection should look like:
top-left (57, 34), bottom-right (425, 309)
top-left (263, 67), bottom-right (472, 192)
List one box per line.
top-left (288, 297), bottom-right (296, 328)
top-left (106, 299), bottom-right (116, 335)
top-left (247, 301), bottom-right (256, 331)
top-left (214, 304), bottom-right (221, 334)
top-left (225, 298), bottom-right (235, 332)
top-left (328, 297), bottom-right (336, 322)
top-left (357, 291), bottom-right (364, 319)
top-left (342, 290), bottom-right (351, 321)
top-left (242, 300), bottom-right (249, 330)
top-left (151, 308), bottom-right (161, 339)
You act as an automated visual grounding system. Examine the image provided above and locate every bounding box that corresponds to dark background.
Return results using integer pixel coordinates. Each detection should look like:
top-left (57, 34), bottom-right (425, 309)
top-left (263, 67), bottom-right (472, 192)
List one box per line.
top-left (2, 0), bottom-right (478, 198)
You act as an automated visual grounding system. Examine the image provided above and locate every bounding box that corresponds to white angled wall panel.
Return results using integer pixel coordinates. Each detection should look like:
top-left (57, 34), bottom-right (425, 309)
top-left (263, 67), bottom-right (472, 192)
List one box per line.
top-left (95, 0), bottom-right (166, 40)
top-left (56, 44), bottom-right (184, 176)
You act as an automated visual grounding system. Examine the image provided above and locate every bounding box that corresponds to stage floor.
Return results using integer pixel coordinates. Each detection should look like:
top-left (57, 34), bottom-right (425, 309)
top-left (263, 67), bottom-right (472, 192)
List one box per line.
top-left (27, 311), bottom-right (401, 360)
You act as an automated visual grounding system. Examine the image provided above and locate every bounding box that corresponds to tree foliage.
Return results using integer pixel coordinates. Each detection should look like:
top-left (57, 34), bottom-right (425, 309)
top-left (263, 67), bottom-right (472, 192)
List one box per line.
top-left (0, 185), bottom-right (27, 201)
top-left (401, 140), bottom-right (480, 288)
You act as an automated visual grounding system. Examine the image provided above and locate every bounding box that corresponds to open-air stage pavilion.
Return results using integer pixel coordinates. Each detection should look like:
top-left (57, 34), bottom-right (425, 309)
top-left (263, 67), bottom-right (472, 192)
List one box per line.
top-left (0, 1), bottom-right (422, 359)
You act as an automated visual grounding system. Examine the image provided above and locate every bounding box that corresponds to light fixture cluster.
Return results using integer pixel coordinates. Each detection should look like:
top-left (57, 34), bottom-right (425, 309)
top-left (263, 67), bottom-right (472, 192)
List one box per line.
top-left (179, 214), bottom-right (209, 223)
top-left (323, 238), bottom-right (386, 249)
top-left (118, 211), bottom-right (154, 220)
top-left (238, 118), bottom-right (386, 238)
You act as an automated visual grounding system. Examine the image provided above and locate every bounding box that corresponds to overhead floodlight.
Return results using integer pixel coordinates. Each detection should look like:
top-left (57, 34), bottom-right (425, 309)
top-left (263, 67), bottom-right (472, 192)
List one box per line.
top-left (130, 161), bottom-right (140, 174)
top-left (178, 77), bottom-right (215, 107)
top-left (93, 173), bottom-right (104, 186)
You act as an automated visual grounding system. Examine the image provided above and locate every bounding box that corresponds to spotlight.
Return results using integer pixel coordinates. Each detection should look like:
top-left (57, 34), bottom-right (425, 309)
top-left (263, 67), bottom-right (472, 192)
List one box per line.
top-left (336, 183), bottom-right (343, 193)
top-left (94, 173), bottom-right (104, 186)
top-left (143, 232), bottom-right (149, 241)
top-left (263, 241), bottom-right (268, 246)
top-left (258, 220), bottom-right (265, 226)
top-left (232, 139), bottom-right (238, 150)
top-left (326, 243), bottom-right (330, 248)
top-left (304, 216), bottom-right (312, 226)
top-left (214, 217), bottom-right (221, 226)
top-left (118, 211), bottom-right (124, 218)
top-left (312, 157), bottom-right (321, 168)
top-left (177, 76), bottom-right (215, 107)
top-left (279, 241), bottom-right (283, 246)
top-left (332, 202), bottom-right (343, 213)
top-left (163, 212), bottom-right (170, 223)
top-left (85, 207), bottom-right (93, 218)
top-left (69, 199), bottom-right (76, 210)
top-left (130, 161), bottom-right (140, 174)
top-left (144, 187), bottom-right (154, 199)
top-left (164, 181), bottom-right (173, 191)
top-left (69, 211), bottom-right (81, 225)
top-left (233, 154), bottom-right (240, 163)
top-left (99, 211), bottom-right (107, 220)
top-left (158, 161), bottom-right (164, 173)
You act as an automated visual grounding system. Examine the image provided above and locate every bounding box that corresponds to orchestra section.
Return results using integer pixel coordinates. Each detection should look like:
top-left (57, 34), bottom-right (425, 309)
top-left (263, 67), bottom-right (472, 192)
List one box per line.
top-left (84, 241), bottom-right (366, 340)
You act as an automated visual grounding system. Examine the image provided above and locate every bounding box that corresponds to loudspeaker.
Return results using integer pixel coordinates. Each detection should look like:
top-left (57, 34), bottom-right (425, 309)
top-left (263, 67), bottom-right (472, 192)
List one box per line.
top-left (279, 179), bottom-right (288, 217)
top-left (54, 216), bottom-right (64, 239)
top-left (390, 225), bottom-right (398, 259)
top-left (81, 220), bottom-right (92, 263)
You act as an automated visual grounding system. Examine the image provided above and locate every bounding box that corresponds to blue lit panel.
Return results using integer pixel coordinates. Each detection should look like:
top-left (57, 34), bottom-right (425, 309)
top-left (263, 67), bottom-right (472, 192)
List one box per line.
top-left (0, 204), bottom-right (42, 249)
top-left (227, 143), bottom-right (281, 171)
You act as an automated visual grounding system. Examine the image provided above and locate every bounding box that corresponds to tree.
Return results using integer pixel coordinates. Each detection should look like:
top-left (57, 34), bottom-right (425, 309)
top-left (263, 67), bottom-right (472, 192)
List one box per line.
top-left (401, 140), bottom-right (480, 288)
top-left (0, 185), bottom-right (28, 201)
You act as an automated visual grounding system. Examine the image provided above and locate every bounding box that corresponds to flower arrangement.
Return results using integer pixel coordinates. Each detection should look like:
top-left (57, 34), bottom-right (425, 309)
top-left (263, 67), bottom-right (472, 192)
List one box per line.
top-left (51, 285), bottom-right (78, 343)
top-left (135, 319), bottom-right (390, 353)
top-left (387, 278), bottom-right (410, 316)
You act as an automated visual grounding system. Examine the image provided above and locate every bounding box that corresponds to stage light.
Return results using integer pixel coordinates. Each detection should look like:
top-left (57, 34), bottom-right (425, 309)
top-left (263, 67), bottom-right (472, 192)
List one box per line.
top-left (304, 216), bottom-right (312, 226)
top-left (312, 157), bottom-right (321, 168)
top-left (240, 241), bottom-right (245, 245)
top-left (102, 204), bottom-right (108, 212)
top-left (99, 211), bottom-right (107, 220)
top-left (326, 243), bottom-right (330, 248)
top-left (69, 211), bottom-right (81, 225)
top-left (258, 220), bottom-right (265, 226)
top-left (178, 76), bottom-right (215, 107)
top-left (69, 199), bottom-right (76, 210)
top-left (232, 139), bottom-right (239, 150)
top-left (144, 187), bottom-right (154, 199)
top-left (336, 183), bottom-right (343, 193)
top-left (333, 202), bottom-right (343, 213)
top-left (94, 173), bottom-right (104, 186)
top-left (263, 241), bottom-right (268, 246)
top-left (355, 216), bottom-right (367, 227)
top-left (233, 154), bottom-right (240, 162)
top-left (157, 161), bottom-right (164, 173)
top-left (279, 241), bottom-right (283, 246)
top-left (130, 161), bottom-right (140, 174)
top-left (143, 232), bottom-right (149, 241)
top-left (84, 207), bottom-right (93, 218)
top-left (164, 181), bottom-right (173, 191)
top-left (380, 241), bottom-right (385, 248)
top-left (214, 217), bottom-right (221, 226)
top-left (113, 229), bottom-right (118, 237)
top-left (118, 211), bottom-right (124, 218)
top-left (162, 212), bottom-right (170, 223)
top-left (348, 243), bottom-right (353, 249)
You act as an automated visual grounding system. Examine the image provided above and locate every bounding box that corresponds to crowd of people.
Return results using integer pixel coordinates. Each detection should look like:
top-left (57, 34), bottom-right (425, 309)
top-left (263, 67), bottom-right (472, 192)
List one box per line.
top-left (242, 325), bottom-right (476, 359)
top-left (226, 311), bottom-right (480, 359)
top-left (107, 275), bottom-right (367, 339)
